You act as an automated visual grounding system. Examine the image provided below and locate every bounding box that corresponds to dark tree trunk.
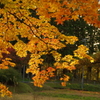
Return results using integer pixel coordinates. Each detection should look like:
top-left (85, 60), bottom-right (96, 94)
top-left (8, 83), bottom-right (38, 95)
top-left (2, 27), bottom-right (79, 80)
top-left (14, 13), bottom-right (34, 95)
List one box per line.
top-left (86, 67), bottom-right (92, 81)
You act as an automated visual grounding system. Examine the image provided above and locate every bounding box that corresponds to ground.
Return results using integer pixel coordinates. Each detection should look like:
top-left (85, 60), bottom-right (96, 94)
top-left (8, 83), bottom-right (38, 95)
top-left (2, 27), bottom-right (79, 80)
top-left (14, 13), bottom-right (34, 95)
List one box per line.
top-left (1, 89), bottom-right (100, 100)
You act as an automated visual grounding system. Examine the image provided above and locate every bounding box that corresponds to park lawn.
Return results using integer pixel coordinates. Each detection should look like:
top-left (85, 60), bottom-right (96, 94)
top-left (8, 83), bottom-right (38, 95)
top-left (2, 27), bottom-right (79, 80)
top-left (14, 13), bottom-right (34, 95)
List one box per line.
top-left (0, 82), bottom-right (100, 100)
top-left (0, 93), bottom-right (71, 100)
top-left (37, 89), bottom-right (100, 100)
top-left (0, 89), bottom-right (100, 100)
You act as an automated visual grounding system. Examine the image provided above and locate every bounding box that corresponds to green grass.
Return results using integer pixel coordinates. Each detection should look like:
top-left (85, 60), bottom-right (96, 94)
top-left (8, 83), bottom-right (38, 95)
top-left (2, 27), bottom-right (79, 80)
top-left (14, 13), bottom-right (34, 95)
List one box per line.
top-left (45, 81), bottom-right (100, 92)
top-left (83, 84), bottom-right (100, 92)
top-left (7, 80), bottom-right (100, 94)
top-left (67, 83), bottom-right (100, 92)
top-left (38, 92), bottom-right (100, 100)
top-left (1, 81), bottom-right (100, 100)
top-left (45, 81), bottom-right (67, 89)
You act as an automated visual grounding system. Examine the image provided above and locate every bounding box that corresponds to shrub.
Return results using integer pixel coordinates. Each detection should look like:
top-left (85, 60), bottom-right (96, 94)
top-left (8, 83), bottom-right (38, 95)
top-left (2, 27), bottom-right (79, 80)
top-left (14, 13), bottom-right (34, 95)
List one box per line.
top-left (0, 67), bottom-right (21, 85)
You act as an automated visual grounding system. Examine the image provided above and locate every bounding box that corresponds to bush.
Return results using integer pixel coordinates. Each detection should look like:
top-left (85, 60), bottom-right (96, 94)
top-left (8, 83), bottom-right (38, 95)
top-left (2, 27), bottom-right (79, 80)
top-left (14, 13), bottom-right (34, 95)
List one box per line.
top-left (0, 67), bottom-right (21, 85)
top-left (9, 82), bottom-right (34, 93)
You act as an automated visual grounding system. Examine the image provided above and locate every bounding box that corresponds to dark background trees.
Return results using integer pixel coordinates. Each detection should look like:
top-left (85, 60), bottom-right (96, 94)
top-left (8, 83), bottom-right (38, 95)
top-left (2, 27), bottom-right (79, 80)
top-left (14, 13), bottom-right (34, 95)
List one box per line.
top-left (50, 17), bottom-right (100, 83)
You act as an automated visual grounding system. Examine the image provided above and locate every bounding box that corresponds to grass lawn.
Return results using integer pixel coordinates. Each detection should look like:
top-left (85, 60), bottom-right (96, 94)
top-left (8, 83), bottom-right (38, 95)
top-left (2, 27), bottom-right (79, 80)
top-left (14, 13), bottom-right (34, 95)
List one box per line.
top-left (0, 81), bottom-right (100, 100)
top-left (0, 93), bottom-right (72, 100)
top-left (37, 89), bottom-right (100, 100)
top-left (0, 89), bottom-right (100, 100)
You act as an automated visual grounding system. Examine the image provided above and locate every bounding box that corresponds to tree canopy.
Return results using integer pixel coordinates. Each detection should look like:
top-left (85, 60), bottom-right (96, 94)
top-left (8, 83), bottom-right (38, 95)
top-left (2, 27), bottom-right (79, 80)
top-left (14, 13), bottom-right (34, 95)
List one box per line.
top-left (0, 0), bottom-right (99, 97)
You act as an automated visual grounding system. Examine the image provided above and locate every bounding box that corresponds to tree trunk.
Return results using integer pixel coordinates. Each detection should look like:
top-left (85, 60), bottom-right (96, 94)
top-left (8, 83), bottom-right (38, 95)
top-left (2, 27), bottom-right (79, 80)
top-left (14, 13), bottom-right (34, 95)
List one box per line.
top-left (86, 67), bottom-right (92, 81)
top-left (96, 67), bottom-right (100, 81)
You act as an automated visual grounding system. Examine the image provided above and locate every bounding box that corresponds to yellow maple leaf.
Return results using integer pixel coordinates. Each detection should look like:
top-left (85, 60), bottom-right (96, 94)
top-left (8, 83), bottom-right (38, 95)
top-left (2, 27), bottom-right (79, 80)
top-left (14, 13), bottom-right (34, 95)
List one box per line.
top-left (72, 15), bottom-right (79, 21)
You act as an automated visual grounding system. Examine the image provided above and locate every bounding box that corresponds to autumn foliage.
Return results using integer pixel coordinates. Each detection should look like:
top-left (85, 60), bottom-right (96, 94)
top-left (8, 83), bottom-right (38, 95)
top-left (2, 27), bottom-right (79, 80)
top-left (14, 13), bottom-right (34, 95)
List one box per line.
top-left (0, 83), bottom-right (12, 97)
top-left (0, 0), bottom-right (99, 97)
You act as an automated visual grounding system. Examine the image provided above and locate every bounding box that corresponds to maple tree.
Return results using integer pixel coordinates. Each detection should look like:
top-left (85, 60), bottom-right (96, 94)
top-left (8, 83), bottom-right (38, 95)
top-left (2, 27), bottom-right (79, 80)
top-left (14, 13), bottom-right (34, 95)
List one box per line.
top-left (0, 0), bottom-right (99, 97)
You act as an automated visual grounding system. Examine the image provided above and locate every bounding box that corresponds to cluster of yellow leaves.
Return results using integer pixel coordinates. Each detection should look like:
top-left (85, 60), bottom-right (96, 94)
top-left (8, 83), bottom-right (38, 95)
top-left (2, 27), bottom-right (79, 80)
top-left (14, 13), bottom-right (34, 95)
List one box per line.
top-left (52, 51), bottom-right (78, 71)
top-left (58, 35), bottom-right (78, 44)
top-left (60, 75), bottom-right (70, 86)
top-left (32, 67), bottom-right (55, 87)
top-left (14, 40), bottom-right (27, 57)
top-left (26, 53), bottom-right (44, 75)
top-left (0, 58), bottom-right (15, 69)
top-left (0, 38), bottom-right (15, 69)
top-left (74, 45), bottom-right (94, 63)
top-left (0, 83), bottom-right (12, 97)
top-left (0, 38), bottom-right (10, 58)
